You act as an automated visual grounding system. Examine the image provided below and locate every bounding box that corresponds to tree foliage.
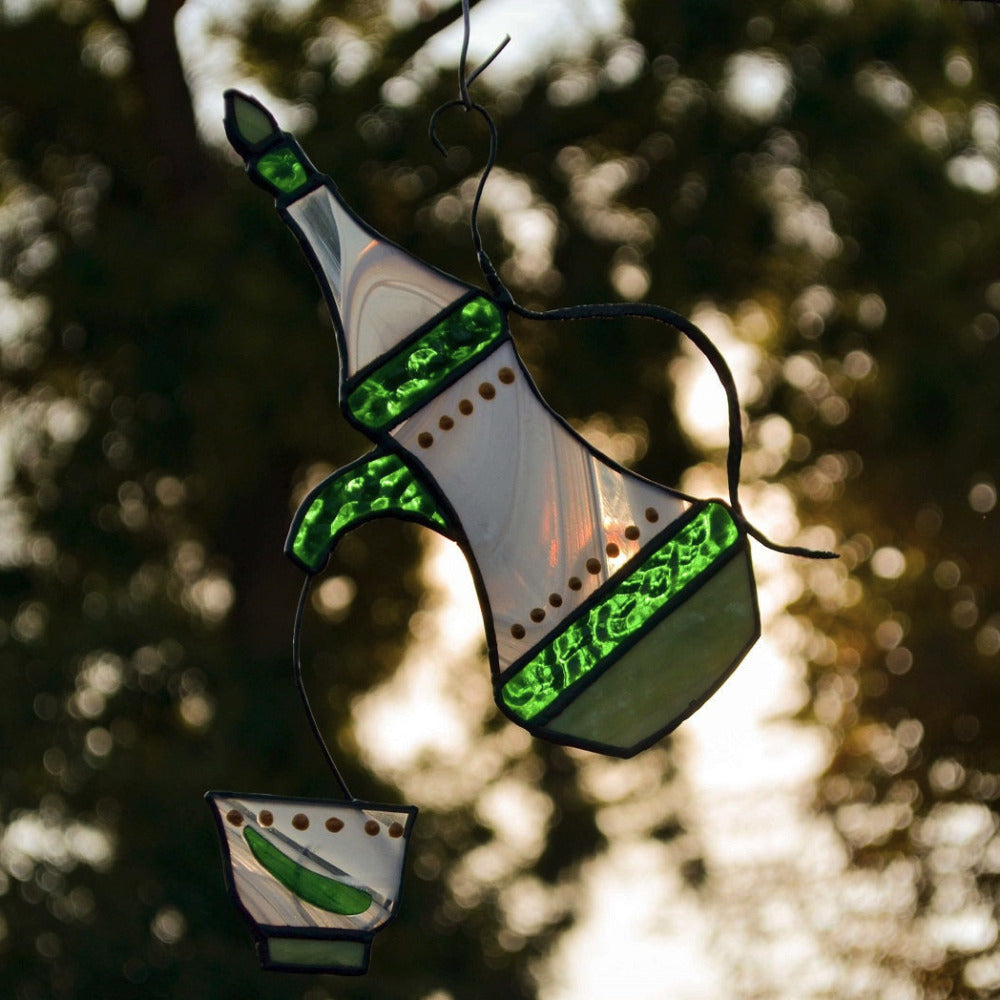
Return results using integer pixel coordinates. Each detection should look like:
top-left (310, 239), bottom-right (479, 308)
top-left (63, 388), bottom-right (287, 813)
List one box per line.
top-left (2, 0), bottom-right (1000, 997)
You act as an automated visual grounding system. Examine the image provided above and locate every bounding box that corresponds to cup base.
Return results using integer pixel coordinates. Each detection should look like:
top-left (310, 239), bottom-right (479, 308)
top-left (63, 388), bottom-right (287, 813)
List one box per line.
top-left (261, 935), bottom-right (370, 974)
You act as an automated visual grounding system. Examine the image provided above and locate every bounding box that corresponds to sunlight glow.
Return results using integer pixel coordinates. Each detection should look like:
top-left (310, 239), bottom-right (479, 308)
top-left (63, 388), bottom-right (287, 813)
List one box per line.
top-left (721, 51), bottom-right (792, 123)
top-left (352, 537), bottom-right (495, 786)
top-left (421, 0), bottom-right (625, 87)
top-left (946, 153), bottom-right (1000, 195)
top-left (0, 812), bottom-right (115, 880)
top-left (668, 304), bottom-right (763, 450)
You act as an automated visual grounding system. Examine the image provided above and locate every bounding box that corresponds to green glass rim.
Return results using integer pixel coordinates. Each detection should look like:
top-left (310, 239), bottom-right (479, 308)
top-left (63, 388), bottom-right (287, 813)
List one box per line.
top-left (499, 501), bottom-right (745, 723)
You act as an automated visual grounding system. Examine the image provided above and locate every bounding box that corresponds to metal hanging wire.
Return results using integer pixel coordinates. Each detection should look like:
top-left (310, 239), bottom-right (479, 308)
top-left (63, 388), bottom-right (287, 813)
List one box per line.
top-left (292, 576), bottom-right (355, 800)
top-left (428, 0), bottom-right (512, 304)
top-left (428, 0), bottom-right (835, 562)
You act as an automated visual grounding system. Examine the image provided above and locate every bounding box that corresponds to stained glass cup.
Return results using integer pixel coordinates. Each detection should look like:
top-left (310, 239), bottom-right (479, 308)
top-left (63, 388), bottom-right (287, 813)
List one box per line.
top-left (206, 792), bottom-right (417, 974)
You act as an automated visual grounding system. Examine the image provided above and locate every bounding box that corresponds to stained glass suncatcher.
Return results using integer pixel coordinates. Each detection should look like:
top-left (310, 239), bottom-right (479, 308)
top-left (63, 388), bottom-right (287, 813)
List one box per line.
top-left (222, 89), bottom-right (763, 758)
top-left (206, 793), bottom-right (416, 974)
top-left (207, 3), bottom-right (838, 972)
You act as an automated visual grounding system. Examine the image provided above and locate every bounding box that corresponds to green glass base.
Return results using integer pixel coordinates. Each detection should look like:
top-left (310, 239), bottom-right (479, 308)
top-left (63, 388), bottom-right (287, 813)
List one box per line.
top-left (499, 504), bottom-right (759, 756)
top-left (260, 935), bottom-right (370, 974)
top-left (542, 548), bottom-right (758, 755)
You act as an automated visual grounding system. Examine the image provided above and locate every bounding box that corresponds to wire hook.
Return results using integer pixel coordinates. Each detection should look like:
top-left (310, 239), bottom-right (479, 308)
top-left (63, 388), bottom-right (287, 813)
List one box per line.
top-left (428, 0), bottom-right (512, 303)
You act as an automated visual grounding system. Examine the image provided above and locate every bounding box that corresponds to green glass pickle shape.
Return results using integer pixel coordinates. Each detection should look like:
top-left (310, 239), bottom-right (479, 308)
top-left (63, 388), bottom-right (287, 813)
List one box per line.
top-left (256, 144), bottom-right (309, 194)
top-left (347, 297), bottom-right (504, 430)
top-left (243, 827), bottom-right (372, 915)
top-left (291, 451), bottom-right (448, 572)
top-left (501, 503), bottom-right (741, 721)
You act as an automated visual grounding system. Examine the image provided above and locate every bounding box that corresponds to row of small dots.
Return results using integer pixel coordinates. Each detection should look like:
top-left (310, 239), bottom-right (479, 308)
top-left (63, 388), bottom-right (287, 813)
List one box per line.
top-left (226, 808), bottom-right (404, 838)
top-left (509, 507), bottom-right (662, 640)
top-left (416, 366), bottom-right (517, 449)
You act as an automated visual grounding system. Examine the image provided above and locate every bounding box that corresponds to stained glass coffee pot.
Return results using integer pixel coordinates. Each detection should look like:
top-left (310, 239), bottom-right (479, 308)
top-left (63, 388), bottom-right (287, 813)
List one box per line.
top-left (223, 90), bottom-right (760, 758)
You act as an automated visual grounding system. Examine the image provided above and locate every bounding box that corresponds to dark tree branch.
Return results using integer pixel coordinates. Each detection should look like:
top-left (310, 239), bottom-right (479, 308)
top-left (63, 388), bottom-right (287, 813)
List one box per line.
top-left (124, 0), bottom-right (213, 208)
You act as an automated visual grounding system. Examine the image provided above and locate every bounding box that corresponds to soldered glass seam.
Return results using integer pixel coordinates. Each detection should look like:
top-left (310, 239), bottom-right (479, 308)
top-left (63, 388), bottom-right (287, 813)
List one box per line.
top-left (346, 297), bottom-right (504, 430)
top-left (500, 503), bottom-right (741, 721)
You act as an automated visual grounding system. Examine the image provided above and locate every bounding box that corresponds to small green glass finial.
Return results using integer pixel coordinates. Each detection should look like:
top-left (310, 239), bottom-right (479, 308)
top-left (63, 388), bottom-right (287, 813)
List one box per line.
top-left (224, 89), bottom-right (280, 156)
top-left (223, 89), bottom-right (312, 198)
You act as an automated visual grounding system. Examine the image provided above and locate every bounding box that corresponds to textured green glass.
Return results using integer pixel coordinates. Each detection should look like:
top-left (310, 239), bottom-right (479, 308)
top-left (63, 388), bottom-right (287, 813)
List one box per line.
top-left (257, 145), bottom-right (309, 194)
top-left (501, 503), bottom-right (741, 721)
top-left (291, 452), bottom-right (447, 572)
top-left (347, 297), bottom-right (504, 430)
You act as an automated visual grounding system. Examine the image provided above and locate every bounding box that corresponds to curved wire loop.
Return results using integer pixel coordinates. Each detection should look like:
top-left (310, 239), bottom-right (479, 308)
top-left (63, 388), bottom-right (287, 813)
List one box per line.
top-left (429, 0), bottom-right (512, 303)
top-left (293, 576), bottom-right (355, 800)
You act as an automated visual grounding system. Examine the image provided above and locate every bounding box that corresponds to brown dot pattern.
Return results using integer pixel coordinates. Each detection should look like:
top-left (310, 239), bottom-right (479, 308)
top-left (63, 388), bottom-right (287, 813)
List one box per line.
top-left (388, 822), bottom-right (405, 838)
top-left (258, 810), bottom-right (273, 827)
top-left (428, 360), bottom-right (655, 644)
top-left (325, 817), bottom-right (344, 833)
top-left (226, 809), bottom-right (243, 827)
top-left (423, 366), bottom-right (521, 448)
top-left (364, 820), bottom-right (380, 836)
top-left (509, 517), bottom-right (655, 640)
top-left (292, 813), bottom-right (309, 831)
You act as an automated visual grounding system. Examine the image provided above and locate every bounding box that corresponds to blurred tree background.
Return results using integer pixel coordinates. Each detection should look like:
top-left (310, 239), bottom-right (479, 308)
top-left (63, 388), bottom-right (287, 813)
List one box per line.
top-left (1, 0), bottom-right (1000, 997)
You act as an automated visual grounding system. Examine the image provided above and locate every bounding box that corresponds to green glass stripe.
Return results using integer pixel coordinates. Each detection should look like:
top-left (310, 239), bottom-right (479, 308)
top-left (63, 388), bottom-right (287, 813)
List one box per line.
top-left (256, 144), bottom-right (309, 194)
top-left (291, 452), bottom-right (447, 572)
top-left (347, 297), bottom-right (504, 430)
top-left (243, 828), bottom-right (371, 915)
top-left (501, 503), bottom-right (741, 721)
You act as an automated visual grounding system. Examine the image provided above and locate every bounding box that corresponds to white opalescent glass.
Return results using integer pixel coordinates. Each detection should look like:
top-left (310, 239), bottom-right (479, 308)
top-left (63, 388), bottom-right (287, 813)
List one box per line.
top-left (288, 187), bottom-right (469, 375)
top-left (392, 341), bottom-right (689, 672)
